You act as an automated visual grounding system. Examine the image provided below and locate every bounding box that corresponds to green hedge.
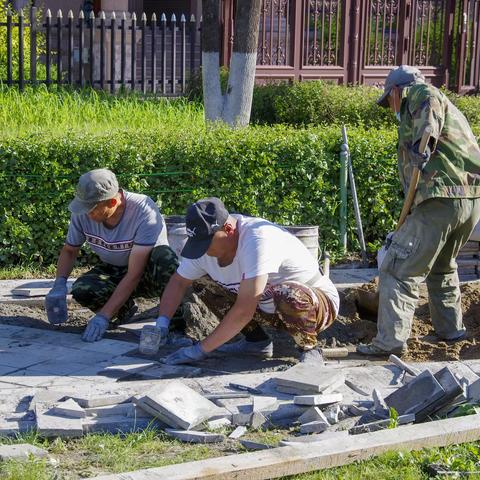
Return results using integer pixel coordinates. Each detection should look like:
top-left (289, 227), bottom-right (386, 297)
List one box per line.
top-left (0, 124), bottom-right (399, 266)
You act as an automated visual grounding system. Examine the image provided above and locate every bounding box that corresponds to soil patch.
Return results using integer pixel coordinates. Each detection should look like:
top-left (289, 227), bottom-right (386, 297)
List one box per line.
top-left (1, 277), bottom-right (480, 363)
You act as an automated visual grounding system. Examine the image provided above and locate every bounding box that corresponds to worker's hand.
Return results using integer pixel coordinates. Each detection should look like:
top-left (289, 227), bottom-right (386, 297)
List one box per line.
top-left (410, 140), bottom-right (431, 170)
top-left (45, 277), bottom-right (68, 325)
top-left (162, 343), bottom-right (207, 365)
top-left (82, 313), bottom-right (109, 342)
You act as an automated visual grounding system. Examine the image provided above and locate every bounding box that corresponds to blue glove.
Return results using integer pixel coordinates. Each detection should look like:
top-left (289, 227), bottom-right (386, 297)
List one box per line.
top-left (155, 315), bottom-right (171, 347)
top-left (163, 343), bottom-right (207, 365)
top-left (45, 277), bottom-right (68, 325)
top-left (82, 313), bottom-right (109, 342)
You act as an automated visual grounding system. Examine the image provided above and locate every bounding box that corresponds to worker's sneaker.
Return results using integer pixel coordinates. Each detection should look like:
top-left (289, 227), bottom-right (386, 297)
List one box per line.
top-left (216, 338), bottom-right (273, 359)
top-left (437, 330), bottom-right (467, 342)
top-left (299, 348), bottom-right (324, 366)
top-left (356, 343), bottom-right (407, 356)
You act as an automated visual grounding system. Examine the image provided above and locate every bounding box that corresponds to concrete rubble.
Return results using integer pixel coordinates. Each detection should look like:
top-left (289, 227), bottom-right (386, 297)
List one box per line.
top-left (1, 324), bottom-right (480, 451)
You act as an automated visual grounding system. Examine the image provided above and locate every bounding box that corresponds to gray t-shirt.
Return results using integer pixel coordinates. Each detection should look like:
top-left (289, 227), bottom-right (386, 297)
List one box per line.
top-left (66, 190), bottom-right (169, 266)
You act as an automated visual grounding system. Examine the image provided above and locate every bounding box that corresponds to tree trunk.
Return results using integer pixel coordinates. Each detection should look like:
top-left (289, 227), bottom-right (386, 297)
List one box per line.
top-left (201, 0), bottom-right (223, 122)
top-left (201, 0), bottom-right (262, 127)
top-left (223, 0), bottom-right (262, 127)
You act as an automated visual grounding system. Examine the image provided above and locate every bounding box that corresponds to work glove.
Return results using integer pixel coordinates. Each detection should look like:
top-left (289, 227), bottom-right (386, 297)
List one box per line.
top-left (138, 315), bottom-right (170, 355)
top-left (82, 313), bottom-right (109, 342)
top-left (377, 232), bottom-right (394, 269)
top-left (162, 343), bottom-right (207, 365)
top-left (45, 277), bottom-right (68, 325)
top-left (410, 140), bottom-right (431, 171)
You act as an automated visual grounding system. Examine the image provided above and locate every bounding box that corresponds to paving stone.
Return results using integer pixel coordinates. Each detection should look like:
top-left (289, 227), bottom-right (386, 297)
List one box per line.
top-left (252, 396), bottom-right (278, 413)
top-left (384, 369), bottom-right (445, 416)
top-left (138, 381), bottom-right (222, 430)
top-left (50, 399), bottom-right (86, 419)
top-left (294, 393), bottom-right (343, 406)
top-left (29, 390), bottom-right (70, 410)
top-left (26, 361), bottom-right (95, 376)
top-left (415, 367), bottom-right (464, 422)
top-left (35, 404), bottom-right (83, 438)
top-left (206, 407), bottom-right (233, 422)
top-left (468, 377), bottom-right (480, 402)
top-left (239, 440), bottom-right (273, 450)
top-left (299, 420), bottom-right (329, 434)
top-left (269, 402), bottom-right (309, 427)
top-left (83, 415), bottom-right (157, 434)
top-left (85, 403), bottom-right (136, 418)
top-left (0, 417), bottom-right (36, 436)
top-left (0, 443), bottom-right (48, 461)
top-left (216, 398), bottom-right (252, 425)
top-left (324, 404), bottom-right (341, 425)
top-left (72, 393), bottom-right (132, 408)
top-left (129, 364), bottom-right (203, 381)
top-left (250, 411), bottom-right (267, 429)
top-left (275, 365), bottom-right (345, 394)
top-left (348, 413), bottom-right (415, 435)
top-left (207, 418), bottom-right (231, 430)
top-left (372, 388), bottom-right (388, 414)
top-left (347, 404), bottom-right (370, 417)
top-left (228, 425), bottom-right (247, 439)
top-left (165, 429), bottom-right (225, 443)
top-left (298, 407), bottom-right (329, 425)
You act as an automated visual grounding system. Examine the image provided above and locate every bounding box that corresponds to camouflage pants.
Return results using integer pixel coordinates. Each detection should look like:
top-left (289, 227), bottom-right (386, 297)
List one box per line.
top-left (220, 281), bottom-right (335, 351)
top-left (374, 197), bottom-right (480, 352)
top-left (71, 245), bottom-right (179, 321)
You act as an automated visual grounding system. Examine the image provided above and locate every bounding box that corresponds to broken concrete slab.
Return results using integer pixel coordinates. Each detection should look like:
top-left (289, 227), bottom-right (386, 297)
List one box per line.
top-left (85, 403), bottom-right (135, 418)
top-left (207, 418), bottom-right (231, 430)
top-left (250, 412), bottom-right (267, 429)
top-left (0, 443), bottom-right (49, 461)
top-left (385, 370), bottom-right (445, 416)
top-left (229, 425), bottom-right (247, 439)
top-left (298, 407), bottom-right (329, 425)
top-left (252, 396), bottom-right (278, 414)
top-left (294, 393), bottom-right (343, 407)
top-left (468, 377), bottom-right (480, 402)
top-left (275, 365), bottom-right (345, 394)
top-left (415, 367), bottom-right (464, 422)
top-left (35, 404), bottom-right (83, 438)
top-left (83, 415), bottom-right (157, 435)
top-left (29, 390), bottom-right (70, 410)
top-left (324, 405), bottom-right (341, 425)
top-left (349, 413), bottom-right (415, 435)
top-left (239, 440), bottom-right (273, 451)
top-left (138, 381), bottom-right (221, 430)
top-left (71, 393), bottom-right (132, 408)
top-left (300, 420), bottom-right (329, 434)
top-left (50, 399), bottom-right (85, 419)
top-left (165, 429), bottom-right (225, 444)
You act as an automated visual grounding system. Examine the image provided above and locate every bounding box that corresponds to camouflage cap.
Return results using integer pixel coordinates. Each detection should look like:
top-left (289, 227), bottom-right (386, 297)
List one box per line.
top-left (69, 168), bottom-right (119, 215)
top-left (377, 65), bottom-right (425, 108)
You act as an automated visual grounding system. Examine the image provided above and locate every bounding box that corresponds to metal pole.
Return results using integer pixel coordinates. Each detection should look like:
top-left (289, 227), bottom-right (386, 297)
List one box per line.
top-left (342, 125), bottom-right (368, 264)
top-left (339, 140), bottom-right (348, 254)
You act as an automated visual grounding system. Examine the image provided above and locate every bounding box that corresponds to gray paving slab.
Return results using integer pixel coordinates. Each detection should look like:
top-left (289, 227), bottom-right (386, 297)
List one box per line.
top-left (50, 399), bottom-right (86, 419)
top-left (140, 381), bottom-right (223, 430)
top-left (294, 393), bottom-right (343, 406)
top-left (165, 429), bottom-right (225, 443)
top-left (300, 420), bottom-right (329, 434)
top-left (85, 403), bottom-right (136, 417)
top-left (298, 407), bottom-right (329, 425)
top-left (228, 425), bottom-right (247, 439)
top-left (35, 403), bottom-right (84, 438)
top-left (0, 443), bottom-right (49, 461)
top-left (275, 365), bottom-right (345, 394)
top-left (385, 370), bottom-right (446, 416)
top-left (83, 415), bottom-right (158, 434)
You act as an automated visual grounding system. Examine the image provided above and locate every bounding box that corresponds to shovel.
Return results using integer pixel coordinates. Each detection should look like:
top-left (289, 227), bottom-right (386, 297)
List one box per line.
top-left (355, 126), bottom-right (433, 320)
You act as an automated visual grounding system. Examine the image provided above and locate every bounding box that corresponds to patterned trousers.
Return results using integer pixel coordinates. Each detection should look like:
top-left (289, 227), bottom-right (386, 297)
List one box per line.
top-left (71, 245), bottom-right (179, 322)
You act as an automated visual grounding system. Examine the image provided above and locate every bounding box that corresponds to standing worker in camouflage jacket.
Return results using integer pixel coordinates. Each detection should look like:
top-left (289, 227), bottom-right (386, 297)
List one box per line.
top-left (357, 65), bottom-right (480, 356)
top-left (44, 169), bottom-right (179, 342)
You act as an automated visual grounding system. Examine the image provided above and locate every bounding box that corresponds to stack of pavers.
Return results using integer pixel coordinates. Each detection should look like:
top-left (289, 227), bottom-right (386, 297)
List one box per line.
top-left (457, 240), bottom-right (480, 278)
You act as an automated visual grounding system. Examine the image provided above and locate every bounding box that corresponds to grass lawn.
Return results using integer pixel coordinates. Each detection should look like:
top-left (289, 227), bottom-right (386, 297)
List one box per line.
top-left (2, 429), bottom-right (480, 479)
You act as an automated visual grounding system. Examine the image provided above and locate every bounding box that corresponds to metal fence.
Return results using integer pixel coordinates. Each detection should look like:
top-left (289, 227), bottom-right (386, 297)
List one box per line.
top-left (1, 6), bottom-right (200, 94)
top-left (3, 1), bottom-right (480, 93)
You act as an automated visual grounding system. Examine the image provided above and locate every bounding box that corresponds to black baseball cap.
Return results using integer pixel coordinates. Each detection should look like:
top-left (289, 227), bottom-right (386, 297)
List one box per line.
top-left (181, 197), bottom-right (230, 259)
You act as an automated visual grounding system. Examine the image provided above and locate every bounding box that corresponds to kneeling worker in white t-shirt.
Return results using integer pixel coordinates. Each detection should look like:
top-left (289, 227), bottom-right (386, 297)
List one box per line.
top-left (142, 197), bottom-right (340, 365)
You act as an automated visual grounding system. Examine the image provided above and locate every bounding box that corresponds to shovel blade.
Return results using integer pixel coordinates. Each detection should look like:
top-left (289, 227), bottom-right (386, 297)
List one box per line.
top-left (354, 288), bottom-right (379, 321)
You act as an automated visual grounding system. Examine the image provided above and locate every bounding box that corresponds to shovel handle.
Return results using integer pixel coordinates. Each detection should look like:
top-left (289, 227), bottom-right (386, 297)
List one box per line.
top-left (396, 126), bottom-right (433, 231)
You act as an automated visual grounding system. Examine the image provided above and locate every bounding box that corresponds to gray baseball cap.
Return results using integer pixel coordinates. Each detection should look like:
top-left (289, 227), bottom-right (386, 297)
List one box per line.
top-left (377, 65), bottom-right (425, 108)
top-left (69, 168), bottom-right (119, 215)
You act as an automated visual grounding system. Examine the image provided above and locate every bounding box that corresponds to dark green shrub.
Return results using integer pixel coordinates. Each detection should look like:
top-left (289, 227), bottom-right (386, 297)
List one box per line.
top-left (0, 124), bottom-right (399, 266)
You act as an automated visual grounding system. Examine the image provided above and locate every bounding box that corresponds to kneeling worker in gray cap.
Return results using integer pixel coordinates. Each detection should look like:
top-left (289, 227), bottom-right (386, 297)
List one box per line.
top-left (45, 168), bottom-right (179, 342)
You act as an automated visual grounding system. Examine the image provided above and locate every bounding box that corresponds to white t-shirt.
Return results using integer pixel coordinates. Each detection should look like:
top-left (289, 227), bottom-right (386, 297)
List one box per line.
top-left (177, 215), bottom-right (339, 314)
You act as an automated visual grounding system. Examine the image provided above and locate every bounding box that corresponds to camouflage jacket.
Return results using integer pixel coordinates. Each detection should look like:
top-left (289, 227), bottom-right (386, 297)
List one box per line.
top-left (397, 83), bottom-right (480, 206)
